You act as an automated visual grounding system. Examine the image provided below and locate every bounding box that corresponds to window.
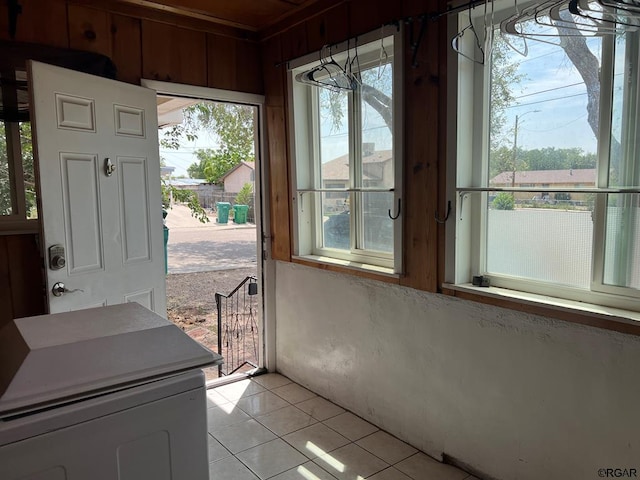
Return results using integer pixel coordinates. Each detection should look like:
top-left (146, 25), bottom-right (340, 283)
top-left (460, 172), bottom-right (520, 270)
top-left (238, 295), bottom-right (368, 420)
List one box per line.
top-left (1, 70), bottom-right (38, 231)
top-left (451, 1), bottom-right (640, 312)
top-left (289, 27), bottom-right (402, 273)
top-left (1, 122), bottom-right (36, 220)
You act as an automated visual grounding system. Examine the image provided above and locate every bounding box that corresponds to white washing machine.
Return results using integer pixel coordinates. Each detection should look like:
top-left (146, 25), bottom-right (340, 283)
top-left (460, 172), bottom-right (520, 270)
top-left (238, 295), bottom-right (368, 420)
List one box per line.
top-left (0, 303), bottom-right (222, 480)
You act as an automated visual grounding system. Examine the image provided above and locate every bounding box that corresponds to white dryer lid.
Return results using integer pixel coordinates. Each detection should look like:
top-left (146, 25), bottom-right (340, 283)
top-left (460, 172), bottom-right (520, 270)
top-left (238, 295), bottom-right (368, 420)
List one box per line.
top-left (0, 303), bottom-right (221, 418)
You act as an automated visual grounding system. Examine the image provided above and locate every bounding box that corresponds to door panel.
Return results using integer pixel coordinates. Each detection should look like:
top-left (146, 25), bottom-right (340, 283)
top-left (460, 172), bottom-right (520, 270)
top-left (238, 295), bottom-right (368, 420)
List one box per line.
top-left (29, 61), bottom-right (166, 316)
top-left (124, 290), bottom-right (153, 310)
top-left (114, 105), bottom-right (146, 137)
top-left (55, 94), bottom-right (96, 131)
top-left (118, 157), bottom-right (151, 264)
top-left (60, 153), bottom-right (103, 273)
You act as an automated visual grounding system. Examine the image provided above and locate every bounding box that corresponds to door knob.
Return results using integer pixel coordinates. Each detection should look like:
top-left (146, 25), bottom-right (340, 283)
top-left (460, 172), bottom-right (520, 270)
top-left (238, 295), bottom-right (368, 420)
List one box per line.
top-left (52, 282), bottom-right (83, 297)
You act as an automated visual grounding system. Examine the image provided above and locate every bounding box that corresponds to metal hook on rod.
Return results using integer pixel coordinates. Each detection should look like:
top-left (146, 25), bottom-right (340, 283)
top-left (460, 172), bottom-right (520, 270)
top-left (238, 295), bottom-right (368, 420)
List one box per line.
top-left (388, 198), bottom-right (401, 220)
top-left (435, 200), bottom-right (451, 224)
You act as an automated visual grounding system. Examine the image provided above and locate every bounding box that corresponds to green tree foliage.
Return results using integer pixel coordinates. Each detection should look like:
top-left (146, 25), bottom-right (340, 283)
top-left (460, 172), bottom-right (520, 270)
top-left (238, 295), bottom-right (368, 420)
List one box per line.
top-left (519, 147), bottom-right (596, 171)
top-left (234, 182), bottom-right (253, 206)
top-left (20, 123), bottom-right (36, 216)
top-left (489, 146), bottom-right (519, 181)
top-left (490, 35), bottom-right (526, 146)
top-left (198, 148), bottom-right (242, 185)
top-left (161, 102), bottom-right (255, 184)
top-left (161, 180), bottom-right (209, 223)
top-left (0, 122), bottom-right (10, 214)
top-left (493, 192), bottom-right (515, 210)
top-left (187, 159), bottom-right (207, 179)
top-left (489, 146), bottom-right (596, 180)
top-left (0, 122), bottom-right (36, 217)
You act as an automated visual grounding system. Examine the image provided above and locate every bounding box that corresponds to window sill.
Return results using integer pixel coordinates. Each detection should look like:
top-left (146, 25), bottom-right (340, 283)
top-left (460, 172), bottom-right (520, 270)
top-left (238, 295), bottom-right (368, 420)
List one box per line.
top-left (442, 283), bottom-right (640, 336)
top-left (292, 255), bottom-right (400, 284)
top-left (0, 218), bottom-right (39, 235)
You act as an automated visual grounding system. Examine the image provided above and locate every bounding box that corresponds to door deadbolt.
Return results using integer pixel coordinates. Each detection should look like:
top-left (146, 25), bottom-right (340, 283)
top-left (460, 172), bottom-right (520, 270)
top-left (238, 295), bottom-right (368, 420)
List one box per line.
top-left (48, 244), bottom-right (66, 270)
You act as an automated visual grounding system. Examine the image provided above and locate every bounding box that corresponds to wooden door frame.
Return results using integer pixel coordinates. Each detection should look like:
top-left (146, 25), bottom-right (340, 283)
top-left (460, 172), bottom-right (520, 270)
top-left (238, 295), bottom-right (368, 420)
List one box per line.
top-left (140, 80), bottom-right (274, 373)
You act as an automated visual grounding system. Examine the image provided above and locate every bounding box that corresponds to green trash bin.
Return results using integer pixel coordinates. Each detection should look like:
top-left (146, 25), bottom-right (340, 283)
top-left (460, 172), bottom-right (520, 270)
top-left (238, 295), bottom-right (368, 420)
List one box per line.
top-left (162, 209), bottom-right (169, 274)
top-left (163, 225), bottom-right (169, 274)
top-left (216, 202), bottom-right (231, 224)
top-left (233, 204), bottom-right (249, 224)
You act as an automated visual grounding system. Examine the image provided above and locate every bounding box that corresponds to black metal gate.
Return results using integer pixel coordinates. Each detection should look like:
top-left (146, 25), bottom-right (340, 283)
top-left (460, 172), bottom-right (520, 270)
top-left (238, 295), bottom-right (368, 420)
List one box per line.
top-left (215, 276), bottom-right (259, 376)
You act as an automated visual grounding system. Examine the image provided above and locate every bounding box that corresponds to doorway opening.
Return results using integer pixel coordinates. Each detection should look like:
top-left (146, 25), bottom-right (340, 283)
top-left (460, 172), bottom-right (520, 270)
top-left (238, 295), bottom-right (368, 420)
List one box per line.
top-left (150, 89), bottom-right (264, 383)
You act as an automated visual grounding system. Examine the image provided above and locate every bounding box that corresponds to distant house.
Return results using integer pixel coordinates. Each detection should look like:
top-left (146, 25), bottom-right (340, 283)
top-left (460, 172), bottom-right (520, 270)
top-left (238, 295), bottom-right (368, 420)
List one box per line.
top-left (221, 161), bottom-right (255, 193)
top-left (160, 166), bottom-right (175, 179)
top-left (490, 168), bottom-right (596, 201)
top-left (321, 144), bottom-right (393, 209)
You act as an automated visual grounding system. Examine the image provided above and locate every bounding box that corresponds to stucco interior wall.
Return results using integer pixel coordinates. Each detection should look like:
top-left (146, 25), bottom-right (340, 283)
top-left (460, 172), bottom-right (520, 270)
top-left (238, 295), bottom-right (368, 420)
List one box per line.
top-left (274, 261), bottom-right (640, 480)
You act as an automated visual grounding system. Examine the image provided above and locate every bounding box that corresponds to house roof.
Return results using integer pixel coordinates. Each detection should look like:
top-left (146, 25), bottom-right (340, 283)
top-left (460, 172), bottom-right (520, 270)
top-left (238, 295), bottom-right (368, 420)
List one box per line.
top-left (322, 150), bottom-right (392, 181)
top-left (220, 161), bottom-right (255, 181)
top-left (166, 178), bottom-right (209, 186)
top-left (490, 169), bottom-right (596, 185)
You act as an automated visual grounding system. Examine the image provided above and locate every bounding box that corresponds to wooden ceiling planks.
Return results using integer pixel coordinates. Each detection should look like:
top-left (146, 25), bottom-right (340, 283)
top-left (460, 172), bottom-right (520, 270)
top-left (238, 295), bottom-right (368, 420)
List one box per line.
top-left (112, 0), bottom-right (326, 32)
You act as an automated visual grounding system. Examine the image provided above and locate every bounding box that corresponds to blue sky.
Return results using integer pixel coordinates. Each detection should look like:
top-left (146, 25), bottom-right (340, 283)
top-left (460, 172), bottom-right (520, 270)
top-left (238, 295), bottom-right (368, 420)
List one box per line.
top-left (159, 125), bottom-right (219, 177)
top-left (161, 27), bottom-right (609, 177)
top-left (497, 30), bottom-right (602, 154)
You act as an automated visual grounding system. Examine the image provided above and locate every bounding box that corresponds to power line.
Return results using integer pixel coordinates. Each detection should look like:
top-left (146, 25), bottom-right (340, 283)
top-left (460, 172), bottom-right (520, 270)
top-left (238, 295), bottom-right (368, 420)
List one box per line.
top-left (520, 112), bottom-right (588, 132)
top-left (514, 81), bottom-right (585, 100)
top-left (507, 91), bottom-right (587, 108)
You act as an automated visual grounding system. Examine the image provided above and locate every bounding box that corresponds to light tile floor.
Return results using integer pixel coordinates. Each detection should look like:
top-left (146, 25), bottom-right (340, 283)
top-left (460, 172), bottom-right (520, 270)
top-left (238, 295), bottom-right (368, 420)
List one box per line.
top-left (207, 374), bottom-right (479, 480)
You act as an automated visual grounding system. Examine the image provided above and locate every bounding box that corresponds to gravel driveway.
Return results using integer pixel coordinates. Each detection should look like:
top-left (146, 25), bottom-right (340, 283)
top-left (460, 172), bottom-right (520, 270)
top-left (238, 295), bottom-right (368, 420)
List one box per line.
top-left (164, 204), bottom-right (258, 380)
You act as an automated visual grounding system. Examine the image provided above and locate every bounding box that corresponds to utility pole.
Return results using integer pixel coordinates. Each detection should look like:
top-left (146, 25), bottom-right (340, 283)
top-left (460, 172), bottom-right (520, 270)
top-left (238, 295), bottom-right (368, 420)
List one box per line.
top-left (511, 110), bottom-right (540, 189)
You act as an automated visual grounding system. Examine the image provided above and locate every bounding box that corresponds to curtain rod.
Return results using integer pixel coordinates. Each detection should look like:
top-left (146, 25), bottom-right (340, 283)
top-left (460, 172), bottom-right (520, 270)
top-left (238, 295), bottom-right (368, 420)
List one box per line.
top-left (275, 0), bottom-right (492, 68)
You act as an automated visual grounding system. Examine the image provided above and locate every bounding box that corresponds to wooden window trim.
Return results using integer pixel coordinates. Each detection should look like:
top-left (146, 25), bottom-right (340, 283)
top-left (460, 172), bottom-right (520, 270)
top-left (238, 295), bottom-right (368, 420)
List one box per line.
top-left (292, 256), bottom-right (400, 285)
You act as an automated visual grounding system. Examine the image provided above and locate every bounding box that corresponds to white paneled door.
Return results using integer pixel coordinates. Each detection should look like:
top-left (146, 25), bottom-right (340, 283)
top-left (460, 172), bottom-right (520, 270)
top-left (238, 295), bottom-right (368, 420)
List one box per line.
top-left (28, 61), bottom-right (167, 316)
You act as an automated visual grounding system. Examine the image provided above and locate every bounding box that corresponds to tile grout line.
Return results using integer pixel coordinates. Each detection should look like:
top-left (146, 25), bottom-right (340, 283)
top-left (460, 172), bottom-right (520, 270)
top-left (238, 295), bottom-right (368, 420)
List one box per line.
top-left (209, 376), bottom-right (472, 480)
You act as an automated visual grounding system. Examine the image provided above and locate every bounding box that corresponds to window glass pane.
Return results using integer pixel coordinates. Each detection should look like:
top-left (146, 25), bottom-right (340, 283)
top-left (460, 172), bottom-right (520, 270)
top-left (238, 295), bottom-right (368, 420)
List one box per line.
top-left (360, 192), bottom-right (393, 253)
top-left (21, 122), bottom-right (37, 219)
top-left (601, 32), bottom-right (640, 291)
top-left (360, 63), bottom-right (393, 190)
top-left (0, 122), bottom-right (13, 215)
top-left (488, 29), bottom-right (600, 191)
top-left (603, 194), bottom-right (640, 290)
top-left (485, 14), bottom-right (602, 287)
top-left (486, 203), bottom-right (593, 288)
top-left (319, 89), bottom-right (349, 190)
top-left (609, 30), bottom-right (640, 190)
top-left (322, 192), bottom-right (350, 250)
top-left (319, 88), bottom-right (350, 250)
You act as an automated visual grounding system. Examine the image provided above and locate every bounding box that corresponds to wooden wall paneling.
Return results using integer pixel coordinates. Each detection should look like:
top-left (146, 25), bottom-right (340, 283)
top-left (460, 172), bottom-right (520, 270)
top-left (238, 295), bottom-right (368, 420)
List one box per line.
top-left (0, 0), bottom-right (68, 47)
top-left (68, 4), bottom-right (111, 56)
top-left (141, 20), bottom-right (207, 86)
top-left (0, 234), bottom-right (45, 328)
top-left (208, 34), bottom-right (237, 90)
top-left (6, 234), bottom-right (45, 320)
top-left (0, 237), bottom-right (13, 328)
top-left (261, 35), bottom-right (286, 106)
top-left (436, 0), bottom-right (449, 289)
top-left (402, 0), bottom-right (437, 18)
top-left (110, 14), bottom-right (142, 84)
top-left (208, 34), bottom-right (262, 94)
top-left (305, 3), bottom-right (349, 52)
top-left (347, 0), bottom-right (398, 38)
top-left (236, 40), bottom-right (263, 94)
top-left (281, 22), bottom-right (308, 62)
top-left (265, 105), bottom-right (291, 261)
top-left (400, 15), bottom-right (440, 292)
